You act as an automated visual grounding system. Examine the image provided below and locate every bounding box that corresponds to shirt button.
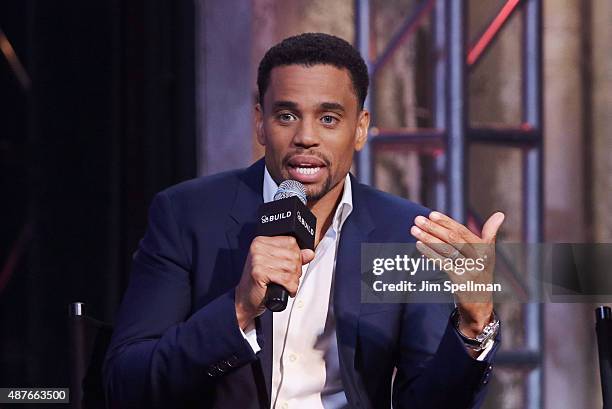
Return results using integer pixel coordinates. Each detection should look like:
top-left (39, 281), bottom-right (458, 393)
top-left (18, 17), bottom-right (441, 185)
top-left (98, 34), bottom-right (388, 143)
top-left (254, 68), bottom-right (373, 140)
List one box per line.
top-left (288, 353), bottom-right (297, 362)
top-left (281, 402), bottom-right (289, 409)
top-left (296, 300), bottom-right (304, 309)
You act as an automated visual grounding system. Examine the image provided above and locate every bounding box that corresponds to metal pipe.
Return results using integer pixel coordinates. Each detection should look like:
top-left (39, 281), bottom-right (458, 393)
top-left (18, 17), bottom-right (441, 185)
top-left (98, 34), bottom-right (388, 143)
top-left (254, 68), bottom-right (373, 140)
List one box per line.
top-left (370, 127), bottom-right (444, 139)
top-left (356, 0), bottom-right (373, 185)
top-left (446, 0), bottom-right (467, 223)
top-left (495, 349), bottom-right (542, 366)
top-left (433, 0), bottom-right (447, 213)
top-left (523, 0), bottom-right (542, 129)
top-left (522, 0), bottom-right (543, 408)
top-left (467, 0), bottom-right (522, 68)
top-left (369, 128), bottom-right (444, 153)
top-left (468, 126), bottom-right (540, 146)
top-left (524, 147), bottom-right (544, 409)
top-left (371, 0), bottom-right (435, 77)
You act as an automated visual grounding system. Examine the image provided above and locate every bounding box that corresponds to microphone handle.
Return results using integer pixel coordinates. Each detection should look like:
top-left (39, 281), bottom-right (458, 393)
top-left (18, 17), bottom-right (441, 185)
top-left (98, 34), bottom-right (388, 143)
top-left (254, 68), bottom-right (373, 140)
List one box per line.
top-left (258, 196), bottom-right (316, 312)
top-left (264, 230), bottom-right (303, 312)
top-left (265, 283), bottom-right (290, 312)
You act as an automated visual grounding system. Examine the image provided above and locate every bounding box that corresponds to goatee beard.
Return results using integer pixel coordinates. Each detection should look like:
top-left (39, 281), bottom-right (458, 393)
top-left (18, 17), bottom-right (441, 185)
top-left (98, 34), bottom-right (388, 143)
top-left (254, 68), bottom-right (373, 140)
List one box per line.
top-left (305, 177), bottom-right (333, 202)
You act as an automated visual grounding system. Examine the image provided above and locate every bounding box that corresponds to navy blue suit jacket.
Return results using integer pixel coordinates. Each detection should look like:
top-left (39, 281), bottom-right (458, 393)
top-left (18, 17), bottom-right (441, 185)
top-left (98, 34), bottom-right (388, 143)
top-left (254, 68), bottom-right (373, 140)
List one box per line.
top-left (104, 158), bottom-right (499, 409)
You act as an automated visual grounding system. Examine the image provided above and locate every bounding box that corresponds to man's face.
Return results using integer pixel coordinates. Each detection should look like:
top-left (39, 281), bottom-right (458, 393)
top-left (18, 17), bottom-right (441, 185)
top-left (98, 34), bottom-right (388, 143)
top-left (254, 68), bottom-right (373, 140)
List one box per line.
top-left (255, 64), bottom-right (369, 202)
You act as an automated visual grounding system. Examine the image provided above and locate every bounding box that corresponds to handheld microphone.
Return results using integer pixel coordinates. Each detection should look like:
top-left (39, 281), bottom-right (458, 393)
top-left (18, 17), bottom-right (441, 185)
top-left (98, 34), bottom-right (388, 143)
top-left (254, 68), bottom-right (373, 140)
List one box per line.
top-left (257, 180), bottom-right (317, 312)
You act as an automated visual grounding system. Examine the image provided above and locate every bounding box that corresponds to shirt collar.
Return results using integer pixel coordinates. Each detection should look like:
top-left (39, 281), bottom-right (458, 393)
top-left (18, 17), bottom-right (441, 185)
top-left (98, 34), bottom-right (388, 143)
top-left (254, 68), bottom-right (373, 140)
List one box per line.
top-left (263, 166), bottom-right (353, 233)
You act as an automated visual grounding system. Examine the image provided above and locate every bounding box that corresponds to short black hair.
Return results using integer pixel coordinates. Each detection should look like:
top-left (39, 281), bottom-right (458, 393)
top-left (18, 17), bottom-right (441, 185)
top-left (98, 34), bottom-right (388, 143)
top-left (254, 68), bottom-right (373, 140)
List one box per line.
top-left (257, 32), bottom-right (369, 109)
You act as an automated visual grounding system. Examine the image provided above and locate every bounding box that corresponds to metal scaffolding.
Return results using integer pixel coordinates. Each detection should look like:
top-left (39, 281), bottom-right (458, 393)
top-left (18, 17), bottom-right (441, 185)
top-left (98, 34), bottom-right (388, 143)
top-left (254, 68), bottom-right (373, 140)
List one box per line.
top-left (355, 0), bottom-right (544, 408)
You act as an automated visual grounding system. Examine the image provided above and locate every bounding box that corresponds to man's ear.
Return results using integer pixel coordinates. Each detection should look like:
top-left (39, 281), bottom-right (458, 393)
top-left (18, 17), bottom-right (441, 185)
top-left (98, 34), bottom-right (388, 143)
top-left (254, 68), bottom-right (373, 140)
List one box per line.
top-left (255, 103), bottom-right (266, 146)
top-left (354, 109), bottom-right (370, 151)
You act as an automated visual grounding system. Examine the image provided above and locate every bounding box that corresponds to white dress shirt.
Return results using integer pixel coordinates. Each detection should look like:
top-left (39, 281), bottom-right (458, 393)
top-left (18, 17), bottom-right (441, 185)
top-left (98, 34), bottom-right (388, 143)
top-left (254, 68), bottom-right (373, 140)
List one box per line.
top-left (241, 166), bottom-right (493, 409)
top-left (245, 166), bottom-right (352, 409)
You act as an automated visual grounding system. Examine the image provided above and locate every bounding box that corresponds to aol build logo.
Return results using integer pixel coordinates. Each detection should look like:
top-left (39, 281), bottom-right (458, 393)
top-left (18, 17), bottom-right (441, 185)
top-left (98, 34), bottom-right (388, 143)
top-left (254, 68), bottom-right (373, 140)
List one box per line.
top-left (261, 211), bottom-right (291, 224)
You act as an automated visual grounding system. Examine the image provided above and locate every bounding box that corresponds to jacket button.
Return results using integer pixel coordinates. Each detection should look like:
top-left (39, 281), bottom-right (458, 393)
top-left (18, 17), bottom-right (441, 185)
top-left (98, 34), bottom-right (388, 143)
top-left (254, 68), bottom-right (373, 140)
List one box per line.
top-left (218, 360), bottom-right (231, 372)
top-left (227, 355), bottom-right (239, 367)
top-left (206, 365), bottom-right (221, 377)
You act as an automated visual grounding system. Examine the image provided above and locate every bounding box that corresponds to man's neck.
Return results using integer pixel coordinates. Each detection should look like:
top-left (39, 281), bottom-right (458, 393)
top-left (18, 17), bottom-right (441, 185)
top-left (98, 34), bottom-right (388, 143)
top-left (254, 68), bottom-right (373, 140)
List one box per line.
top-left (307, 178), bottom-right (346, 247)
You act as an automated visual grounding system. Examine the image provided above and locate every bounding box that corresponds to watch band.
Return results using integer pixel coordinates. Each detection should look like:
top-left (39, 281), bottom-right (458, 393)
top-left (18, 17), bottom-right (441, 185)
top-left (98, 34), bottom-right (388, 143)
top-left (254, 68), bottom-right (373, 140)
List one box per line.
top-left (451, 308), bottom-right (500, 352)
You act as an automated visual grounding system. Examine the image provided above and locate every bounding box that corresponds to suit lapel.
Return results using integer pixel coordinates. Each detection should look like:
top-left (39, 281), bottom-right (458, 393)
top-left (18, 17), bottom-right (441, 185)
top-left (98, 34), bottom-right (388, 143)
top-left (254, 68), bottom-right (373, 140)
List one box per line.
top-left (334, 175), bottom-right (375, 407)
top-left (224, 158), bottom-right (273, 406)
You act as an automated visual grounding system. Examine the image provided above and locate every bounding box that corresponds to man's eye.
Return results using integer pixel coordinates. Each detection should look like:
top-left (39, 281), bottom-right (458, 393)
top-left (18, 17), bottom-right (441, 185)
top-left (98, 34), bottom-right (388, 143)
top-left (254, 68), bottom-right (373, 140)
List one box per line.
top-left (278, 113), bottom-right (296, 122)
top-left (321, 115), bottom-right (338, 125)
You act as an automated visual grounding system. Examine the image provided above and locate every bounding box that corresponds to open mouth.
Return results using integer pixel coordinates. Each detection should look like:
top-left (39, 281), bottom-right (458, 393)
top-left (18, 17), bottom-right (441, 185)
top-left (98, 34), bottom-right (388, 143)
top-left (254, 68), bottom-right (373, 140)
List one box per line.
top-left (293, 166), bottom-right (321, 175)
top-left (286, 155), bottom-right (327, 183)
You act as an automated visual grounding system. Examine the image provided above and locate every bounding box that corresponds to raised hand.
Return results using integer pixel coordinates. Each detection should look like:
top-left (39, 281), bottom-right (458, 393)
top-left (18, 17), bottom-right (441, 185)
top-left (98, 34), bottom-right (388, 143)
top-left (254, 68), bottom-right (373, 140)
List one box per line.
top-left (410, 211), bottom-right (505, 337)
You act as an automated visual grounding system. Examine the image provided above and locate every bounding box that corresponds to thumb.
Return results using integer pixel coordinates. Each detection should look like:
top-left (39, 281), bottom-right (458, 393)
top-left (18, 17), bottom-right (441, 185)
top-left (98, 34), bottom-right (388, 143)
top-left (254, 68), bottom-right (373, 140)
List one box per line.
top-left (301, 249), bottom-right (315, 264)
top-left (482, 212), bottom-right (505, 243)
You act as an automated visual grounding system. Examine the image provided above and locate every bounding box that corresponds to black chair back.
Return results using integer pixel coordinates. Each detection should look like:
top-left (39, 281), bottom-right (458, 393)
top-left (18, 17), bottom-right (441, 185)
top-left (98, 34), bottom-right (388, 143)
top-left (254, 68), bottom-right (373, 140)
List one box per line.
top-left (596, 306), bottom-right (612, 409)
top-left (69, 302), bottom-right (113, 409)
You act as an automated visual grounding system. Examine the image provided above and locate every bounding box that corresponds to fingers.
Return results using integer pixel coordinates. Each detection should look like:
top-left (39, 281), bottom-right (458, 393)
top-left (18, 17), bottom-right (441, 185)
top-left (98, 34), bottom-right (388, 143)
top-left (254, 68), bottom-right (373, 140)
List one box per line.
top-left (414, 241), bottom-right (455, 275)
top-left (249, 236), bottom-right (307, 298)
top-left (254, 235), bottom-right (301, 250)
top-left (267, 271), bottom-right (300, 297)
top-left (410, 225), bottom-right (460, 259)
top-left (251, 236), bottom-right (302, 263)
top-left (411, 212), bottom-right (500, 306)
top-left (301, 249), bottom-right (315, 264)
top-left (481, 212), bottom-right (505, 243)
top-left (429, 211), bottom-right (478, 241)
top-left (264, 248), bottom-right (314, 297)
top-left (413, 214), bottom-right (479, 259)
top-left (249, 254), bottom-right (301, 296)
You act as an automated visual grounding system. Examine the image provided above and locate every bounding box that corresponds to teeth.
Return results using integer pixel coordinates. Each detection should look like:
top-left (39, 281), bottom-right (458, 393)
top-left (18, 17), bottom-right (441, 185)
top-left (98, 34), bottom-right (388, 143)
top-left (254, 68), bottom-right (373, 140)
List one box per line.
top-left (296, 167), bottom-right (320, 175)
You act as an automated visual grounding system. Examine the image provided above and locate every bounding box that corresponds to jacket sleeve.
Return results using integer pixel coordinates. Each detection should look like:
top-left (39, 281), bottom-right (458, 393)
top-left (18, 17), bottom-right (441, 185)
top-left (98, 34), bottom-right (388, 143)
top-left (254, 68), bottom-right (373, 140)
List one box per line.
top-left (103, 191), bottom-right (258, 408)
top-left (392, 303), bottom-right (501, 409)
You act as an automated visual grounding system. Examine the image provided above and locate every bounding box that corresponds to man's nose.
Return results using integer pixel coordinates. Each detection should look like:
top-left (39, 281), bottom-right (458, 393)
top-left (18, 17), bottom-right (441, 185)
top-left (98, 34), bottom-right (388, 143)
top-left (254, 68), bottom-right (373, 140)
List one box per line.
top-left (292, 118), bottom-right (320, 148)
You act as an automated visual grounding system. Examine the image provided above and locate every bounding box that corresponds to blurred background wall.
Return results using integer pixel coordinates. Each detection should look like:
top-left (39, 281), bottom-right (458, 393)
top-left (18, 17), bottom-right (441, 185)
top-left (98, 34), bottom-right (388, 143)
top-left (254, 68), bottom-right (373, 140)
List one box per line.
top-left (0, 1), bottom-right (610, 408)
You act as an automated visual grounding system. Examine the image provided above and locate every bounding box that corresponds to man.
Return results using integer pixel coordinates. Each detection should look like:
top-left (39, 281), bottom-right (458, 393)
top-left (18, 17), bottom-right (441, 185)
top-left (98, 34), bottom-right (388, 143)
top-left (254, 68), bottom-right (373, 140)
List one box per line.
top-left (104, 33), bottom-right (504, 409)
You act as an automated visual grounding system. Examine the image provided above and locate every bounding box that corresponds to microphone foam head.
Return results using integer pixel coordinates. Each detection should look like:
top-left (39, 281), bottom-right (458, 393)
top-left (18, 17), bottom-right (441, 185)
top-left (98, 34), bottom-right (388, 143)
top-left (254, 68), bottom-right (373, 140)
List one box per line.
top-left (274, 180), bottom-right (307, 205)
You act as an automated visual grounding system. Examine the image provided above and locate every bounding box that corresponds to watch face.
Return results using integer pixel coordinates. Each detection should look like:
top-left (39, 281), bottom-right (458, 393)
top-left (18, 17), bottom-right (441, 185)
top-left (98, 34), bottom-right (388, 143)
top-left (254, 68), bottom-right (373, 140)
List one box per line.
top-left (473, 338), bottom-right (496, 353)
top-left (451, 307), bottom-right (500, 348)
top-left (476, 321), bottom-right (500, 344)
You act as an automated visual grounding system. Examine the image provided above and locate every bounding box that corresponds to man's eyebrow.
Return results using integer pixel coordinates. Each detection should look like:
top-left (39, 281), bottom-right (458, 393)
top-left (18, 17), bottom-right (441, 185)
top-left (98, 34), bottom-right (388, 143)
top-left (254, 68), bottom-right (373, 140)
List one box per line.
top-left (320, 102), bottom-right (345, 112)
top-left (270, 100), bottom-right (346, 113)
top-left (271, 100), bottom-right (299, 110)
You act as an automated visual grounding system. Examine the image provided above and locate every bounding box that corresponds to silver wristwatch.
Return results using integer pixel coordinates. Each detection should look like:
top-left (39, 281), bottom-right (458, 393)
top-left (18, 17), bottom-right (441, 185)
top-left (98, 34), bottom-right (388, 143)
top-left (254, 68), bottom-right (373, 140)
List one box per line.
top-left (451, 308), bottom-right (500, 352)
